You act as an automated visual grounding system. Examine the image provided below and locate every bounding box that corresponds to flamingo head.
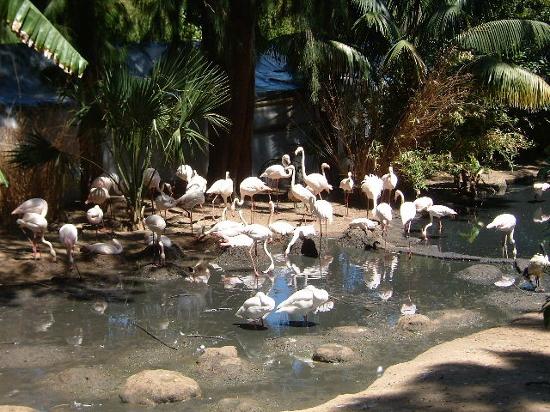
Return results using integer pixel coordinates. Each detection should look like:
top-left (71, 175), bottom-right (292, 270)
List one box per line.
top-left (321, 163), bottom-right (330, 170)
top-left (294, 146), bottom-right (304, 156)
top-left (282, 154), bottom-right (291, 166)
top-left (388, 165), bottom-right (394, 173)
top-left (225, 171), bottom-right (230, 179)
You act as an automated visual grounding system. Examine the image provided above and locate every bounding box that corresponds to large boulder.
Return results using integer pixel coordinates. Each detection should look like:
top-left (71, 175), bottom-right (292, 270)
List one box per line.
top-left (119, 369), bottom-right (201, 406)
top-left (195, 346), bottom-right (258, 385)
top-left (455, 264), bottom-right (504, 286)
top-left (397, 314), bottom-right (434, 332)
top-left (312, 343), bottom-right (355, 363)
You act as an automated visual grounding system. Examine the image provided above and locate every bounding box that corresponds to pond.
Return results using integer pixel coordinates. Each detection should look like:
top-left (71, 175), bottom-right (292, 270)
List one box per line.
top-left (0, 185), bottom-right (546, 411)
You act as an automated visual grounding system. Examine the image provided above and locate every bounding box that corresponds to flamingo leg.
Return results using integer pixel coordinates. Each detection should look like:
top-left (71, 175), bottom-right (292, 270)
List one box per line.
top-left (190, 210), bottom-right (193, 233)
top-left (276, 180), bottom-right (279, 212)
top-left (503, 234), bottom-right (508, 259)
top-left (248, 245), bottom-right (259, 277)
top-left (438, 219), bottom-right (442, 233)
top-left (345, 192), bottom-right (349, 216)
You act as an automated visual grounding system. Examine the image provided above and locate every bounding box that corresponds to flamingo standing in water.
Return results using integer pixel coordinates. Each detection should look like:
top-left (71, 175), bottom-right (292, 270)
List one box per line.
top-left (285, 165), bottom-right (315, 221)
top-left (236, 207), bottom-right (274, 275)
top-left (394, 190), bottom-right (417, 235)
top-left (294, 147), bottom-right (332, 198)
top-left (236, 176), bottom-right (271, 223)
top-left (309, 197), bottom-right (333, 239)
top-left (361, 174), bottom-right (383, 217)
top-left (267, 200), bottom-right (295, 237)
top-left (275, 285), bottom-right (333, 325)
top-left (339, 171), bottom-right (354, 216)
top-left (421, 205), bottom-right (457, 239)
top-left (59, 224), bottom-right (78, 269)
top-left (236, 291), bottom-right (275, 328)
top-left (533, 182), bottom-right (550, 200)
top-left (486, 213), bottom-right (517, 259)
top-left (260, 154), bottom-right (292, 210)
top-left (16, 213), bottom-right (56, 261)
top-left (206, 171), bottom-right (234, 216)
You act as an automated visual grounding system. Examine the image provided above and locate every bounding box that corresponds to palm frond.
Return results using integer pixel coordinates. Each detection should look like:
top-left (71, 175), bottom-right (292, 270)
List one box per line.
top-left (353, 11), bottom-right (399, 41)
top-left (352, 0), bottom-right (391, 18)
top-left (0, 168), bottom-right (8, 187)
top-left (382, 39), bottom-right (427, 81)
top-left (0, 0), bottom-right (88, 76)
top-left (469, 57), bottom-right (550, 110)
top-left (457, 19), bottom-right (550, 57)
top-left (425, 0), bottom-right (469, 38)
top-left (323, 40), bottom-right (372, 79)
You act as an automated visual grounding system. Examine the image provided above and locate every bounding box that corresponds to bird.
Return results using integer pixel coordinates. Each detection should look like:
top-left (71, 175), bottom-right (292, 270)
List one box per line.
top-left (86, 205), bottom-right (103, 237)
top-left (275, 285), bottom-right (334, 324)
top-left (147, 234), bottom-right (172, 248)
top-left (12, 198), bottom-right (48, 217)
top-left (154, 191), bottom-right (178, 218)
top-left (219, 233), bottom-right (254, 248)
top-left (339, 171), bottom-right (354, 216)
top-left (144, 215), bottom-right (166, 266)
top-left (59, 224), bottom-right (78, 267)
top-left (90, 172), bottom-right (122, 194)
top-left (202, 206), bottom-right (244, 239)
top-left (361, 174), bottom-right (383, 217)
top-left (413, 195), bottom-right (434, 213)
top-left (421, 205), bottom-right (457, 239)
top-left (375, 202), bottom-right (393, 233)
top-left (85, 187), bottom-right (124, 219)
top-left (176, 164), bottom-right (194, 183)
top-left (176, 187), bottom-right (205, 231)
top-left (81, 239), bottom-right (123, 255)
top-left (236, 291), bottom-right (275, 328)
top-left (185, 260), bottom-right (211, 284)
top-left (236, 176), bottom-right (272, 223)
top-left (16, 213), bottom-right (56, 261)
top-left (294, 147), bottom-right (332, 198)
top-left (533, 182), bottom-right (550, 200)
top-left (143, 167), bottom-right (162, 211)
top-left (260, 154), bottom-right (292, 210)
top-left (394, 190), bottom-right (417, 235)
top-left (349, 217), bottom-right (378, 232)
top-left (186, 169), bottom-right (208, 193)
top-left (486, 213), bottom-right (517, 259)
top-left (206, 171), bottom-right (234, 215)
top-left (381, 166), bottom-right (398, 204)
top-left (285, 225), bottom-right (317, 256)
top-left (285, 165), bottom-right (315, 220)
top-left (515, 243), bottom-right (550, 289)
top-left (267, 200), bottom-right (295, 237)
top-left (309, 197), bottom-right (333, 239)
top-left (237, 208), bottom-right (274, 275)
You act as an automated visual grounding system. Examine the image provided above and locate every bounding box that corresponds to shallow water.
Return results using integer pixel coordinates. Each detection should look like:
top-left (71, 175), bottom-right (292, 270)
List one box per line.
top-left (0, 186), bottom-right (546, 411)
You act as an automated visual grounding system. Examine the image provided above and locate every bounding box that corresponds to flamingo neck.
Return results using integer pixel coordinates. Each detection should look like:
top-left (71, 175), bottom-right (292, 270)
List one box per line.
top-left (268, 204), bottom-right (274, 226)
top-left (395, 190), bottom-right (405, 205)
top-left (221, 207), bottom-right (228, 221)
top-left (263, 239), bottom-right (274, 272)
top-left (238, 209), bottom-right (249, 225)
top-left (289, 167), bottom-right (296, 188)
top-left (299, 150), bottom-right (307, 178)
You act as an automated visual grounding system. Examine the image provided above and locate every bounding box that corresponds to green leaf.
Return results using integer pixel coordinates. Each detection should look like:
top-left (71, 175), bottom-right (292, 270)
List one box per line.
top-left (353, 11), bottom-right (399, 41)
top-left (470, 57), bottom-right (550, 110)
top-left (382, 39), bottom-right (426, 81)
top-left (0, 0), bottom-right (88, 77)
top-left (0, 168), bottom-right (8, 187)
top-left (457, 19), bottom-right (550, 58)
top-left (425, 0), bottom-right (469, 38)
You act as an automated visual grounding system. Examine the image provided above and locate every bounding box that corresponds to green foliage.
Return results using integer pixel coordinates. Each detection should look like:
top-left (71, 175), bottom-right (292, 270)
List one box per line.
top-left (395, 150), bottom-right (451, 190)
top-left (0, 169), bottom-right (8, 188)
top-left (0, 0), bottom-right (88, 76)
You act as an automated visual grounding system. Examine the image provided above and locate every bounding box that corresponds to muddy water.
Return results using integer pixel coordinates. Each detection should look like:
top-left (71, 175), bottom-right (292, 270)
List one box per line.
top-left (0, 186), bottom-right (545, 410)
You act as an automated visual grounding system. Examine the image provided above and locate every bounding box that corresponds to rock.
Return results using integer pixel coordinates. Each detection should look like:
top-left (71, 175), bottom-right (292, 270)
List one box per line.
top-left (195, 346), bottom-right (259, 384)
top-left (41, 366), bottom-right (118, 398)
top-left (455, 264), bottom-right (504, 285)
top-left (312, 344), bottom-right (355, 363)
top-left (214, 246), bottom-right (270, 269)
top-left (119, 369), bottom-right (201, 406)
top-left (201, 345), bottom-right (238, 359)
top-left (337, 227), bottom-right (384, 250)
top-left (429, 309), bottom-right (484, 329)
top-left (285, 237), bottom-right (322, 257)
top-left (332, 326), bottom-right (368, 337)
top-left (135, 263), bottom-right (185, 281)
top-left (0, 407), bottom-right (39, 412)
top-left (397, 314), bottom-right (433, 332)
top-left (216, 397), bottom-right (263, 412)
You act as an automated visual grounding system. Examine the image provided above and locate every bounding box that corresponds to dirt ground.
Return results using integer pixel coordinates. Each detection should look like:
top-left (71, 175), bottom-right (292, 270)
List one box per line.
top-left (290, 313), bottom-right (550, 412)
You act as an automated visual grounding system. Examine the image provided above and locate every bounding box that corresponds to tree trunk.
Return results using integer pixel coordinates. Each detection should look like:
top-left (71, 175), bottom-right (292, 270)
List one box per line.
top-left (206, 0), bottom-right (256, 184)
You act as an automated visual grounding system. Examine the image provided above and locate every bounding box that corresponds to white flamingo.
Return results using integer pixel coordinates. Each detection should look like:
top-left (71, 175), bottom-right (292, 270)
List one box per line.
top-left (236, 291), bottom-right (275, 327)
top-left (59, 224), bottom-right (78, 267)
top-left (285, 165), bottom-right (315, 220)
top-left (275, 285), bottom-right (333, 324)
top-left (86, 205), bottom-right (103, 236)
top-left (361, 174), bottom-right (383, 217)
top-left (91, 172), bottom-right (122, 194)
top-left (486, 213), bottom-right (517, 259)
top-left (295, 146), bottom-right (332, 198)
top-left (285, 225), bottom-right (317, 256)
top-left (375, 202), bottom-right (393, 233)
top-left (533, 182), bottom-right (550, 200)
top-left (154, 191), bottom-right (178, 218)
top-left (176, 164), bottom-right (194, 182)
top-left (518, 244), bottom-right (550, 288)
top-left (421, 205), bottom-right (457, 239)
top-left (339, 171), bottom-right (354, 216)
top-left (16, 213), bottom-right (56, 261)
top-left (85, 187), bottom-right (123, 218)
top-left (414, 195), bottom-right (434, 213)
top-left (267, 200), bottom-right (295, 237)
top-left (349, 217), bottom-right (378, 232)
top-left (12, 198), bottom-right (48, 217)
top-left (219, 233), bottom-right (254, 248)
top-left (186, 170), bottom-right (208, 193)
top-left (202, 205), bottom-right (244, 238)
top-left (82, 239), bottom-right (123, 255)
top-left (260, 154), bottom-right (292, 209)
top-left (144, 215), bottom-right (166, 266)
top-left (394, 190), bottom-right (417, 235)
top-left (309, 197), bottom-right (333, 239)
top-left (381, 166), bottom-right (398, 203)
top-left (206, 171), bottom-right (234, 214)
top-left (176, 188), bottom-right (205, 231)
top-left (237, 208), bottom-right (274, 275)
top-left (234, 176), bottom-right (271, 223)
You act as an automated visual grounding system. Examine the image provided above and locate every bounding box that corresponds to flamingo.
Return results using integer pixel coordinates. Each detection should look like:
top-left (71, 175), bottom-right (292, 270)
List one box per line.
top-left (275, 285), bottom-right (334, 325)
top-left (16, 213), bottom-right (56, 261)
top-left (308, 197), bottom-right (333, 239)
top-left (206, 171), bottom-right (234, 215)
top-left (267, 200), bottom-right (295, 237)
top-left (294, 147), bottom-right (332, 198)
top-left (486, 213), bottom-right (517, 259)
top-left (260, 154), bottom-right (292, 210)
top-left (349, 217), bottom-right (378, 232)
top-left (413, 195), bottom-right (434, 213)
top-left (285, 225), bottom-right (317, 256)
top-left (81, 239), bottom-right (123, 255)
top-left (59, 224), bottom-right (78, 267)
top-left (186, 170), bottom-right (208, 193)
top-left (85, 187), bottom-right (124, 219)
top-left (516, 244), bottom-right (549, 289)
top-left (144, 215), bottom-right (166, 266)
top-left (176, 188), bottom-right (205, 231)
top-left (86, 205), bottom-right (103, 237)
top-left (185, 260), bottom-right (211, 284)
top-left (154, 190), bottom-right (178, 218)
top-left (381, 166), bottom-right (398, 204)
top-left (91, 172), bottom-right (122, 194)
top-left (533, 182), bottom-right (550, 200)
top-left (12, 198), bottom-right (48, 217)
top-left (421, 205), bottom-right (457, 239)
top-left (394, 190), bottom-right (417, 235)
top-left (176, 164), bottom-right (194, 183)
top-left (236, 291), bottom-right (275, 328)
top-left (202, 205), bottom-right (244, 238)
top-left (339, 171), bottom-right (354, 216)
top-left (219, 233), bottom-right (254, 248)
top-left (236, 176), bottom-right (271, 223)
top-left (237, 208), bottom-right (274, 275)
top-left (375, 202), bottom-right (393, 249)
top-left (361, 174), bottom-right (383, 217)
top-left (285, 165), bottom-right (315, 221)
